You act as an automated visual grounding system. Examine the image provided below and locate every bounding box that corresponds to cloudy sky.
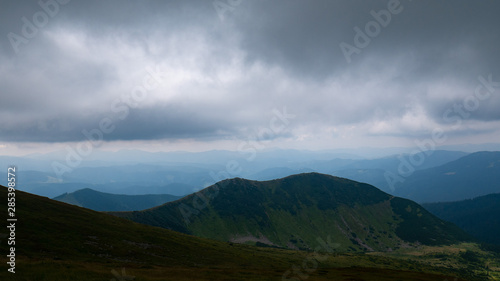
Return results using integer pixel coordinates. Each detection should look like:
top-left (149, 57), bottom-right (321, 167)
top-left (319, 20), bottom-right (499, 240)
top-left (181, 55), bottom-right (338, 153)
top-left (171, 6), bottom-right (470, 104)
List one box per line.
top-left (1, 0), bottom-right (499, 155)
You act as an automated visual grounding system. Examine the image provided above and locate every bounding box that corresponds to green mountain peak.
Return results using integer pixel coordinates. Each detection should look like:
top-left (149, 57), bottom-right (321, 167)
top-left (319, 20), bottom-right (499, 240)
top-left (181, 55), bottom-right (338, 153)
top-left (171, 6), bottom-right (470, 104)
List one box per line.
top-left (115, 173), bottom-right (471, 251)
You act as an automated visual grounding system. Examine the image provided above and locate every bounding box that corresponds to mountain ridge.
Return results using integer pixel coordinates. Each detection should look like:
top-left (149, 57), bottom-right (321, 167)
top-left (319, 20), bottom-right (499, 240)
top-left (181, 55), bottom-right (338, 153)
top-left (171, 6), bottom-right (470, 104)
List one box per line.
top-left (0, 185), bottom-right (476, 280)
top-left (394, 151), bottom-right (500, 202)
top-left (114, 173), bottom-right (472, 252)
top-left (53, 188), bottom-right (182, 211)
top-left (423, 193), bottom-right (500, 245)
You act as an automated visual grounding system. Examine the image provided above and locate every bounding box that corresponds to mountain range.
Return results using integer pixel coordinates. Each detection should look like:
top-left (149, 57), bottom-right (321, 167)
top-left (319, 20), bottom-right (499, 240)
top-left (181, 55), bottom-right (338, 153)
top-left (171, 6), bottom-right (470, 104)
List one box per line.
top-left (0, 149), bottom-right (469, 198)
top-left (423, 193), bottom-right (500, 245)
top-left (3, 150), bottom-right (500, 205)
top-left (114, 173), bottom-right (472, 252)
top-left (1, 185), bottom-right (482, 281)
top-left (394, 151), bottom-right (500, 203)
top-left (53, 188), bottom-right (182, 211)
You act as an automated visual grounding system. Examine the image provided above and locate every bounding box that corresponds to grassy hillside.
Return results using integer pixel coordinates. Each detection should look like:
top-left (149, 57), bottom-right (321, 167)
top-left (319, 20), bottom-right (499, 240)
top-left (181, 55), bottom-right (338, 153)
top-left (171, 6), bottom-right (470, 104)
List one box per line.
top-left (114, 173), bottom-right (471, 252)
top-left (53, 188), bottom-right (182, 211)
top-left (423, 193), bottom-right (500, 245)
top-left (0, 185), bottom-right (483, 280)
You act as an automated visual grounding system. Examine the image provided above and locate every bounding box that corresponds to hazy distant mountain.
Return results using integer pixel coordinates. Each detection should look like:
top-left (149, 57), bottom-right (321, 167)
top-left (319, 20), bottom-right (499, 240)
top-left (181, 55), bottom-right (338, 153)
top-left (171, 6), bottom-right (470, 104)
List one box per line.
top-left (5, 164), bottom-right (207, 197)
top-left (308, 150), bottom-right (467, 174)
top-left (111, 182), bottom-right (197, 196)
top-left (308, 150), bottom-right (468, 194)
top-left (0, 149), bottom-right (470, 198)
top-left (330, 168), bottom-right (389, 190)
top-left (423, 193), bottom-right (500, 245)
top-left (439, 143), bottom-right (500, 153)
top-left (115, 173), bottom-right (471, 252)
top-left (53, 188), bottom-right (182, 211)
top-left (12, 181), bottom-right (197, 198)
top-left (247, 167), bottom-right (315, 181)
top-left (394, 151), bottom-right (500, 203)
top-left (343, 150), bottom-right (468, 172)
top-left (59, 164), bottom-right (215, 186)
top-left (0, 155), bottom-right (56, 172)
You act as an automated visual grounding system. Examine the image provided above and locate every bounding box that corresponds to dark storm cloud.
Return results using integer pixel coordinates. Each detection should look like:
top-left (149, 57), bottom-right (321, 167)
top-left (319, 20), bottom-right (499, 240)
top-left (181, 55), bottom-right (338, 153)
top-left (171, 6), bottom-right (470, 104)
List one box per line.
top-left (233, 0), bottom-right (500, 79)
top-left (0, 104), bottom-right (237, 142)
top-left (1, 0), bottom-right (499, 144)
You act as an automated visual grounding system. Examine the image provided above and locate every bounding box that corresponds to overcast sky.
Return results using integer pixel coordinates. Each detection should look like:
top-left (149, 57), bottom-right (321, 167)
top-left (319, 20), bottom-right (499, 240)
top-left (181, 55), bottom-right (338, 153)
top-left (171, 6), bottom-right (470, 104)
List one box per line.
top-left (1, 0), bottom-right (499, 155)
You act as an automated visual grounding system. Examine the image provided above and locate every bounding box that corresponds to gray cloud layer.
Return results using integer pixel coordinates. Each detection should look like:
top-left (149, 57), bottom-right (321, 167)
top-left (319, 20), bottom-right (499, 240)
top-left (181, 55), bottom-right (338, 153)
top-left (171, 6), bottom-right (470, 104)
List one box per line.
top-left (1, 0), bottom-right (499, 146)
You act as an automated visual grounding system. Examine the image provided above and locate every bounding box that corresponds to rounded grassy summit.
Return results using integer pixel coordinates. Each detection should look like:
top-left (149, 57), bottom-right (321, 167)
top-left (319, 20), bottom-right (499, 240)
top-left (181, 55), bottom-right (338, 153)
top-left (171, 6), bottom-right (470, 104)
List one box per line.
top-left (115, 173), bottom-right (472, 252)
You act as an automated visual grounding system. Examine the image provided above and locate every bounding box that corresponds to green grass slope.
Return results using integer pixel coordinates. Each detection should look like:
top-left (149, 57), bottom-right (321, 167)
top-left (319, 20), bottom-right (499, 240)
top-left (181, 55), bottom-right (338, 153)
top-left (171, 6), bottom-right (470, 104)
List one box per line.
top-left (423, 193), bottom-right (500, 245)
top-left (115, 173), bottom-right (471, 252)
top-left (53, 188), bottom-right (182, 211)
top-left (0, 185), bottom-right (476, 280)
